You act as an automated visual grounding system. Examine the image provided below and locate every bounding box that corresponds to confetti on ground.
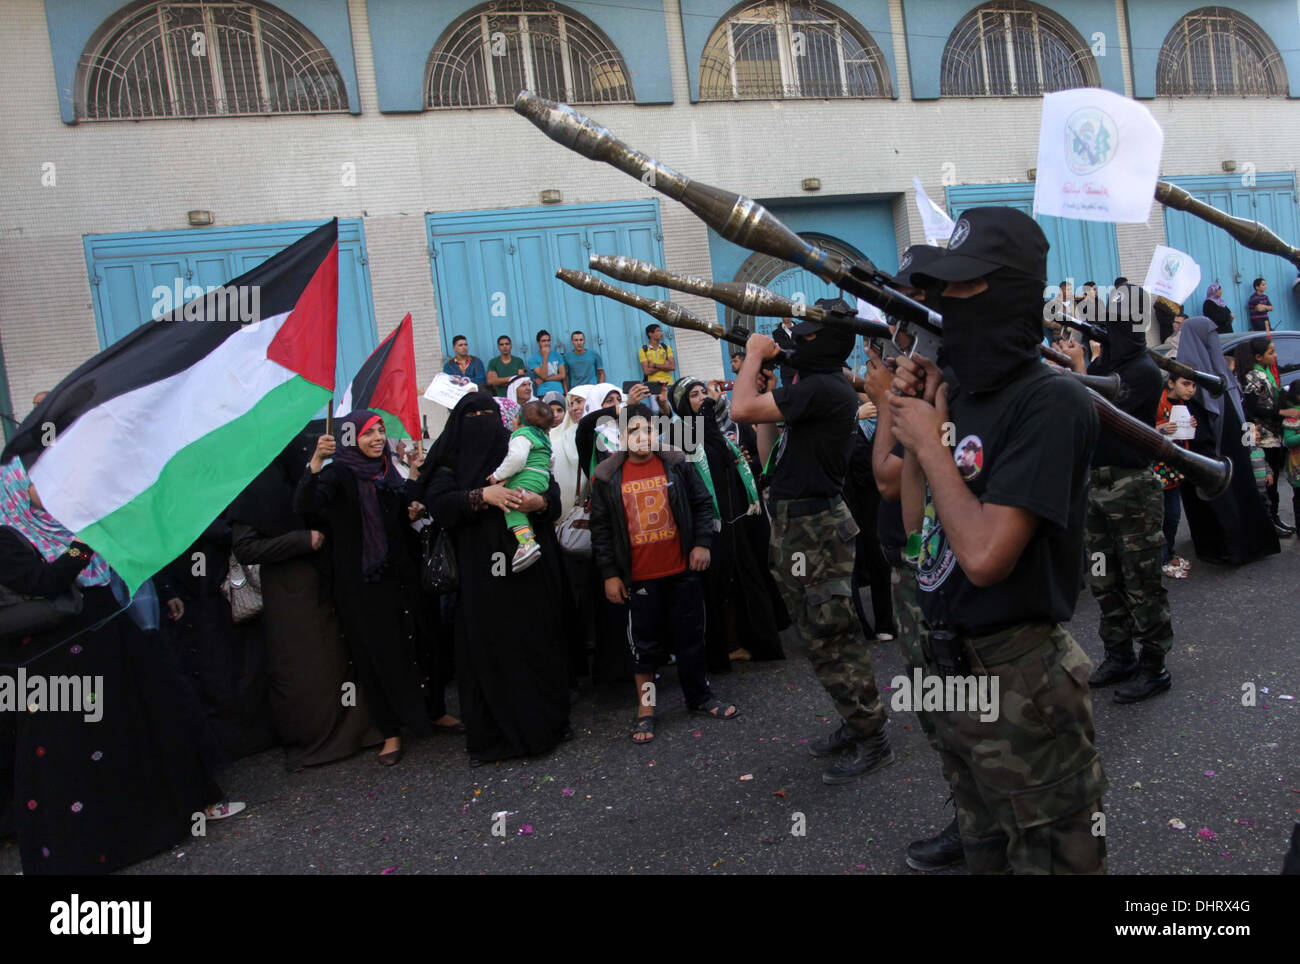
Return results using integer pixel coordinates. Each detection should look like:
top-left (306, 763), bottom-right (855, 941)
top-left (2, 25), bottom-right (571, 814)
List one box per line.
top-left (1198, 828), bottom-right (1216, 841)
top-left (1204, 770), bottom-right (1216, 776)
top-left (739, 774), bottom-right (753, 781)
top-left (518, 825), bottom-right (534, 836)
top-left (772, 790), bottom-right (787, 798)
top-left (381, 866), bottom-right (396, 875)
top-left (692, 730), bottom-right (702, 738)
top-left (561, 788), bottom-right (574, 797)
top-left (1169, 818), bottom-right (1186, 830)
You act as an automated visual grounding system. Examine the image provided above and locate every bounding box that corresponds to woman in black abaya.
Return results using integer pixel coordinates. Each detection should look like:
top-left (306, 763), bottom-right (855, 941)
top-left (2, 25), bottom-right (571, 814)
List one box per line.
top-left (670, 378), bottom-right (784, 671)
top-left (294, 411), bottom-right (432, 765)
top-left (230, 430), bottom-right (383, 770)
top-left (0, 459), bottom-right (222, 874)
top-left (419, 392), bottom-right (571, 766)
top-left (1174, 316), bottom-right (1279, 564)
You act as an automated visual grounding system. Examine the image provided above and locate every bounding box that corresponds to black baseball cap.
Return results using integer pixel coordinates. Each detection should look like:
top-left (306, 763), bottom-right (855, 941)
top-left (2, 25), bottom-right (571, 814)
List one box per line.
top-left (888, 245), bottom-right (945, 288)
top-left (792, 296), bottom-right (854, 336)
top-left (913, 207), bottom-right (1048, 284)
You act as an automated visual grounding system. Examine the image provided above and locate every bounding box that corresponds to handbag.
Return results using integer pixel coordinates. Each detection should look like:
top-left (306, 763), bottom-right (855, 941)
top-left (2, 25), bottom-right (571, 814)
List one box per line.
top-left (556, 471), bottom-right (592, 557)
top-left (421, 526), bottom-right (458, 594)
top-left (220, 552), bottom-right (263, 623)
top-left (0, 581), bottom-right (84, 645)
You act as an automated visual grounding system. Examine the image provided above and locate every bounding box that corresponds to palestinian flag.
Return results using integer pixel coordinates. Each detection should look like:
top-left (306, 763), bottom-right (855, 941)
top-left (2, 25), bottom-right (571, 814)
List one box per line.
top-left (2, 219), bottom-right (339, 593)
top-left (334, 312), bottom-right (419, 439)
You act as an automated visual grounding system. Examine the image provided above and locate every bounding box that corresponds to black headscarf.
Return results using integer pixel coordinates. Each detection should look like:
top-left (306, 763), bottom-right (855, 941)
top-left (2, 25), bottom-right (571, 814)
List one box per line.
top-left (228, 423), bottom-right (320, 537)
top-left (426, 391), bottom-right (509, 490)
top-left (333, 409), bottom-right (404, 580)
top-left (937, 267), bottom-right (1044, 394)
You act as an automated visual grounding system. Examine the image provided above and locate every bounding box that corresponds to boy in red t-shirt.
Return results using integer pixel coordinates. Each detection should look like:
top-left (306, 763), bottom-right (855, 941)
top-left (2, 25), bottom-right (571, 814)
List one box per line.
top-left (1154, 375), bottom-right (1197, 578)
top-left (589, 404), bottom-right (738, 743)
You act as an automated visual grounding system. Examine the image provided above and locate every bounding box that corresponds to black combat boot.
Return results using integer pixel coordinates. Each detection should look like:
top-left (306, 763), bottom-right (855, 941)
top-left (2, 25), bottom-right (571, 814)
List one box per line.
top-left (1114, 659), bottom-right (1172, 703)
top-left (822, 732), bottom-right (894, 785)
top-left (1271, 513), bottom-right (1294, 537)
top-left (906, 816), bottom-right (965, 872)
top-left (807, 721), bottom-right (859, 758)
top-left (1088, 652), bottom-right (1138, 688)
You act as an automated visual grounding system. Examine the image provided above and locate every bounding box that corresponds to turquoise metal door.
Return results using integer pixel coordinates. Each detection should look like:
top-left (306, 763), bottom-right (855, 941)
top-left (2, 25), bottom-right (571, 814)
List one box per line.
top-left (428, 201), bottom-right (668, 392)
top-left (83, 219), bottom-right (378, 394)
top-left (1162, 173), bottom-right (1300, 332)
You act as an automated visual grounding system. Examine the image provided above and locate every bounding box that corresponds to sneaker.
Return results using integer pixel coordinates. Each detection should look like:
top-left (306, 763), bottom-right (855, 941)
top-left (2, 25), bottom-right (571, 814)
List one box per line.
top-left (205, 801), bottom-right (246, 820)
top-left (807, 721), bottom-right (859, 758)
top-left (822, 733), bottom-right (895, 785)
top-left (511, 541), bottom-right (541, 572)
top-left (1271, 515), bottom-right (1294, 538)
top-left (1088, 653), bottom-right (1138, 688)
top-left (1161, 562), bottom-right (1187, 579)
top-left (905, 816), bottom-right (965, 871)
top-left (876, 632), bottom-right (895, 642)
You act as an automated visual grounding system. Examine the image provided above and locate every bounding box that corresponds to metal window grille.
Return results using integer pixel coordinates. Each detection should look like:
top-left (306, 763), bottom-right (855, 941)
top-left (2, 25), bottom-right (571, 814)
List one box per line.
top-left (724, 234), bottom-right (865, 332)
top-left (426, 1), bottom-right (632, 108)
top-left (699, 1), bottom-right (891, 100)
top-left (77, 1), bottom-right (347, 119)
top-left (1156, 7), bottom-right (1287, 96)
top-left (940, 1), bottom-right (1098, 96)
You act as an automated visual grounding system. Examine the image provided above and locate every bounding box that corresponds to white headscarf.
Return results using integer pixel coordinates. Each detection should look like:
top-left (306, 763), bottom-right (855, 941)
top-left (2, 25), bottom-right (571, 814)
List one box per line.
top-left (584, 383), bottom-right (623, 455)
top-left (552, 385), bottom-right (594, 512)
top-left (507, 376), bottom-right (532, 405)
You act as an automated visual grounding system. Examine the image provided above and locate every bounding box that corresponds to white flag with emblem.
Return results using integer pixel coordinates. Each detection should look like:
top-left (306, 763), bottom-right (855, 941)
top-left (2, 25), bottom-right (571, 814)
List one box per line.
top-left (1033, 88), bottom-right (1163, 224)
top-left (913, 176), bottom-right (956, 245)
top-left (1142, 245), bottom-right (1201, 305)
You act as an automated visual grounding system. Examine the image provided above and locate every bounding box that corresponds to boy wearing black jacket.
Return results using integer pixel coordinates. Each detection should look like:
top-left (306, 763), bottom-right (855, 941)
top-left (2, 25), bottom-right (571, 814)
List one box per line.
top-left (590, 404), bottom-right (737, 743)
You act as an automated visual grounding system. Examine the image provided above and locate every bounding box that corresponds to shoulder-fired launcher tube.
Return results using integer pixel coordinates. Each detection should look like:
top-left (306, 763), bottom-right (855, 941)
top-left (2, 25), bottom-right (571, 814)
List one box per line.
top-left (588, 254), bottom-right (893, 342)
top-left (515, 91), bottom-right (940, 332)
top-left (555, 268), bottom-right (791, 370)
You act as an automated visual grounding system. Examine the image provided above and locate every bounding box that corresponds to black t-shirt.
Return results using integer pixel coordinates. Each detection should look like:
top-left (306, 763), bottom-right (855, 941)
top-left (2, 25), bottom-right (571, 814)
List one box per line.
top-left (915, 366), bottom-right (1098, 636)
top-left (1088, 353), bottom-right (1162, 468)
top-left (769, 372), bottom-right (859, 500)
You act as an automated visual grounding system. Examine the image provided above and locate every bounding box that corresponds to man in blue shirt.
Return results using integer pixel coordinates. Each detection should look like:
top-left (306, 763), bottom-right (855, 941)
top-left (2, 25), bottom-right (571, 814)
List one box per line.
top-left (528, 330), bottom-right (566, 395)
top-left (564, 330), bottom-right (604, 389)
top-left (443, 334), bottom-right (486, 384)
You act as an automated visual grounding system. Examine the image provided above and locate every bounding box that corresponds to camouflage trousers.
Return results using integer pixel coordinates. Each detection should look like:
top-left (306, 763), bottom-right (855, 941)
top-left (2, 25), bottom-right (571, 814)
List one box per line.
top-left (890, 565), bottom-right (940, 752)
top-left (769, 498), bottom-right (886, 738)
top-left (929, 623), bottom-right (1109, 875)
top-left (1086, 466), bottom-right (1173, 664)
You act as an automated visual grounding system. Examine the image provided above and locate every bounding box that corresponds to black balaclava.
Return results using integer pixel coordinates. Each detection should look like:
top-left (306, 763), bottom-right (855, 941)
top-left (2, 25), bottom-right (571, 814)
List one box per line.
top-left (937, 267), bottom-right (1045, 394)
top-left (789, 300), bottom-right (857, 374)
top-left (1095, 283), bottom-right (1149, 372)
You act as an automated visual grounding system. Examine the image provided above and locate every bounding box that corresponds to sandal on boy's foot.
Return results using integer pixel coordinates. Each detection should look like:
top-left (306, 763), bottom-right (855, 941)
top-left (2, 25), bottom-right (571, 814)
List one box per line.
top-left (1175, 556), bottom-right (1191, 572)
top-left (205, 801), bottom-right (246, 820)
top-left (1161, 562), bottom-right (1187, 579)
top-left (728, 647), bottom-right (752, 662)
top-left (512, 541), bottom-right (541, 572)
top-left (691, 697), bottom-right (739, 720)
top-left (630, 716), bottom-right (656, 744)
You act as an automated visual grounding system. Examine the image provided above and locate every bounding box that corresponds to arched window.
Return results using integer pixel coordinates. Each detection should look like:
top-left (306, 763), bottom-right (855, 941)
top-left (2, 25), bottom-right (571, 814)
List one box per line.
top-left (426, 1), bottom-right (632, 108)
top-left (76, 1), bottom-right (347, 120)
top-left (1156, 7), bottom-right (1287, 96)
top-left (941, 2), bottom-right (1098, 96)
top-left (699, 1), bottom-right (891, 101)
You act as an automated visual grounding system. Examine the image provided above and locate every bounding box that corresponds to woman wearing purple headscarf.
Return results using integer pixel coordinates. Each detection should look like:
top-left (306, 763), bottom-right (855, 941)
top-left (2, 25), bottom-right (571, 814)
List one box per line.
top-left (1202, 283), bottom-right (1235, 335)
top-left (295, 411), bottom-right (433, 765)
top-left (1174, 318), bottom-right (1279, 564)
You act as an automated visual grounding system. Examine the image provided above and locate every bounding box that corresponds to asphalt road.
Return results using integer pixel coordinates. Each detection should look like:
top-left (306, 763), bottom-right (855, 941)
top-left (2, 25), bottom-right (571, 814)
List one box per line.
top-left (3, 506), bottom-right (1297, 876)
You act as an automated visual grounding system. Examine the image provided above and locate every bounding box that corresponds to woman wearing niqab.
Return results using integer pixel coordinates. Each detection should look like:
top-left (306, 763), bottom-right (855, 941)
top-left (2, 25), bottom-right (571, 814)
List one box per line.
top-left (417, 392), bottom-right (571, 765)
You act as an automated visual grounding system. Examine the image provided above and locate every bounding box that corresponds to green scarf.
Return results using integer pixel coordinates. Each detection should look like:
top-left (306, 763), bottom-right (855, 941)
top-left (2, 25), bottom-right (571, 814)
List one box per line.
top-left (694, 437), bottom-right (759, 520)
